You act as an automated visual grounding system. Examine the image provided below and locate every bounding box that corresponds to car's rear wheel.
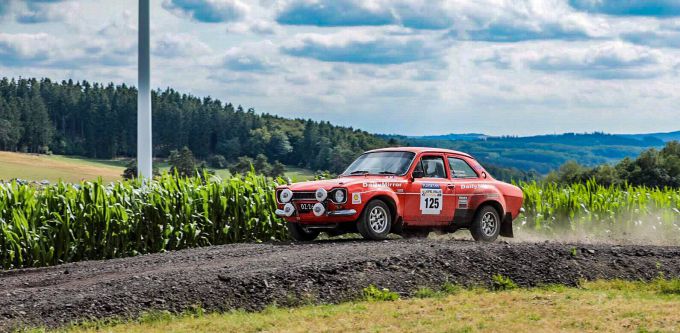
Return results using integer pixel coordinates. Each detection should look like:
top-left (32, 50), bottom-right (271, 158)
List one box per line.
top-left (358, 200), bottom-right (392, 240)
top-left (287, 222), bottom-right (320, 241)
top-left (470, 206), bottom-right (501, 242)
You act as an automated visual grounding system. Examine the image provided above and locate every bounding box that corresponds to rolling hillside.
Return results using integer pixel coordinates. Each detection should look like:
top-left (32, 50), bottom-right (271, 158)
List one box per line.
top-left (384, 132), bottom-right (674, 174)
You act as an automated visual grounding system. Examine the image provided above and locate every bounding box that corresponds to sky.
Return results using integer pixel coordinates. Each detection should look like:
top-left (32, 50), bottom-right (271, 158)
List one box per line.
top-left (0, 0), bottom-right (679, 136)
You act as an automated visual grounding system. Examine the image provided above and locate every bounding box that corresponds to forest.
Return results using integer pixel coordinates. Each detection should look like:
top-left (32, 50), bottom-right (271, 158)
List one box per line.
top-left (0, 77), bottom-right (391, 173)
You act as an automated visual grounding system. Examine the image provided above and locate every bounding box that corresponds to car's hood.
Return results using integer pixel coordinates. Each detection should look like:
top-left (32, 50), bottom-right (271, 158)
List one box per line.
top-left (283, 176), bottom-right (405, 191)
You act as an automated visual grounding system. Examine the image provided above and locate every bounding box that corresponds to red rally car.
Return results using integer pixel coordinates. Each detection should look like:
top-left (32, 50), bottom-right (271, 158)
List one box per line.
top-left (275, 147), bottom-right (524, 242)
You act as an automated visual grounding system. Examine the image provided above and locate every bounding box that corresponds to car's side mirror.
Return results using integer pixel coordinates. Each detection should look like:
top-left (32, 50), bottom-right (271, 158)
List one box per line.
top-left (411, 169), bottom-right (424, 180)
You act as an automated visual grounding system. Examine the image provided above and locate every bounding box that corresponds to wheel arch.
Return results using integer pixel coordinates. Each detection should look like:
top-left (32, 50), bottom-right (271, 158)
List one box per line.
top-left (476, 199), bottom-right (504, 218)
top-left (474, 199), bottom-right (513, 238)
top-left (365, 194), bottom-right (399, 221)
top-left (359, 193), bottom-right (401, 231)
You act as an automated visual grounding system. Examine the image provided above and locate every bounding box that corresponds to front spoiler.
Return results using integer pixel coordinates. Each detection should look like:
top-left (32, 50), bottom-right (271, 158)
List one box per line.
top-left (275, 209), bottom-right (357, 217)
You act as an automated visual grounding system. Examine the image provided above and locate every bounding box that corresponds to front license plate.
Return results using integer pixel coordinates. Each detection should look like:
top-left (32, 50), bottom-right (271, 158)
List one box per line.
top-left (298, 203), bottom-right (315, 212)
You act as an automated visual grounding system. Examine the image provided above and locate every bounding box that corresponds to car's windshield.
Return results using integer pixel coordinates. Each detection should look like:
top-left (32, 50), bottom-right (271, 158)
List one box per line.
top-left (342, 151), bottom-right (415, 176)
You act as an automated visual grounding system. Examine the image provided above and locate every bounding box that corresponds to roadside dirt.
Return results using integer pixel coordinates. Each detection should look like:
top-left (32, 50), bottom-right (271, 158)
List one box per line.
top-left (1, 239), bottom-right (680, 330)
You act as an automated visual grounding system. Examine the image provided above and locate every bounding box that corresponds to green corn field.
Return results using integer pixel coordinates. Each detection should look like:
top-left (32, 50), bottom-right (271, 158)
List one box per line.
top-left (519, 180), bottom-right (680, 241)
top-left (1, 175), bottom-right (679, 269)
top-left (0, 172), bottom-right (287, 269)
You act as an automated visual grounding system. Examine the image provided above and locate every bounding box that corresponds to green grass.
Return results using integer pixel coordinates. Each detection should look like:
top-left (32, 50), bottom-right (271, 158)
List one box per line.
top-left (0, 151), bottom-right (125, 183)
top-left (0, 151), bottom-right (315, 183)
top-left (45, 155), bottom-right (129, 168)
top-left (42, 279), bottom-right (680, 333)
top-left (210, 166), bottom-right (315, 182)
top-left (282, 166), bottom-right (316, 182)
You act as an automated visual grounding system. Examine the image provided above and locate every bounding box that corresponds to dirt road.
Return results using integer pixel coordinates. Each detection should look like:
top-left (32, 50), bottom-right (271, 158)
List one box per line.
top-left (1, 239), bottom-right (679, 330)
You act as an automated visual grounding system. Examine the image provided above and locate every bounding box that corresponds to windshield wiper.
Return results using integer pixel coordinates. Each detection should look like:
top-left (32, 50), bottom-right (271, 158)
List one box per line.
top-left (378, 171), bottom-right (396, 175)
top-left (349, 170), bottom-right (370, 175)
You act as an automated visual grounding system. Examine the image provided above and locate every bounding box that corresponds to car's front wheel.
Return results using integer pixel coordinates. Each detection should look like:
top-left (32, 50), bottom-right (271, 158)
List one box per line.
top-left (287, 222), bottom-right (320, 241)
top-left (358, 200), bottom-right (392, 240)
top-left (470, 206), bottom-right (501, 242)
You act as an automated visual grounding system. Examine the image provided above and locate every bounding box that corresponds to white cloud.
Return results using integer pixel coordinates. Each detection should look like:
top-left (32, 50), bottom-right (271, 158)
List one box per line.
top-left (2, 0), bottom-right (680, 136)
top-left (154, 33), bottom-right (212, 58)
top-left (16, 0), bottom-right (79, 24)
top-left (225, 19), bottom-right (279, 34)
top-left (281, 29), bottom-right (451, 64)
top-left (162, 0), bottom-right (250, 23)
top-left (0, 33), bottom-right (57, 66)
top-left (496, 41), bottom-right (669, 80)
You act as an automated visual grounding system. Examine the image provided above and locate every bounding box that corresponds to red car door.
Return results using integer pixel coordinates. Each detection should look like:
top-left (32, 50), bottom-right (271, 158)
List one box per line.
top-left (447, 155), bottom-right (483, 222)
top-left (402, 154), bottom-right (456, 226)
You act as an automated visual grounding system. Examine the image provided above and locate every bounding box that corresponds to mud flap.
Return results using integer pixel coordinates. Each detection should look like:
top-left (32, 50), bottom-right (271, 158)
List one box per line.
top-left (391, 217), bottom-right (404, 234)
top-left (500, 213), bottom-right (514, 238)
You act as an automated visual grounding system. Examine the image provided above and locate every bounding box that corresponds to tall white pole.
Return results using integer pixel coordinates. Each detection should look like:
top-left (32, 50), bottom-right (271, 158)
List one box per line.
top-left (137, 0), bottom-right (152, 180)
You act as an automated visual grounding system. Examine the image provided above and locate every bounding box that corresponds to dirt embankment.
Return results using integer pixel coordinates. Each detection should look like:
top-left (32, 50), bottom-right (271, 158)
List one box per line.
top-left (1, 239), bottom-right (680, 330)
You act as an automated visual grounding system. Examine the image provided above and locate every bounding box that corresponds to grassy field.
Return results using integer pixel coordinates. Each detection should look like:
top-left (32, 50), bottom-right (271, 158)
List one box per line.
top-left (51, 279), bottom-right (680, 333)
top-left (211, 166), bottom-right (315, 182)
top-left (0, 151), bottom-right (125, 183)
top-left (0, 152), bottom-right (315, 183)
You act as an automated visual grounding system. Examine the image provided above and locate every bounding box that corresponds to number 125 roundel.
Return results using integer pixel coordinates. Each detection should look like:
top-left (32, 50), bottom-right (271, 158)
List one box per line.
top-left (275, 147), bottom-right (524, 242)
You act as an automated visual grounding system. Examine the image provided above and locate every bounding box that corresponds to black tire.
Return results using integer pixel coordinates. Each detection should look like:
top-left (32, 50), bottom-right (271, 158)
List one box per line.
top-left (470, 205), bottom-right (501, 242)
top-left (287, 222), bottom-right (320, 241)
top-left (358, 200), bottom-right (392, 240)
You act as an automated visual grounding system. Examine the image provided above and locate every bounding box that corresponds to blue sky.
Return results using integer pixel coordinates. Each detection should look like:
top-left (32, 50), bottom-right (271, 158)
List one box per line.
top-left (1, 0), bottom-right (679, 136)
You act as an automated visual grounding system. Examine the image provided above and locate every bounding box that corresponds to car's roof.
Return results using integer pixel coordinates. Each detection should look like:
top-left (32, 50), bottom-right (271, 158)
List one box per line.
top-left (366, 146), bottom-right (473, 158)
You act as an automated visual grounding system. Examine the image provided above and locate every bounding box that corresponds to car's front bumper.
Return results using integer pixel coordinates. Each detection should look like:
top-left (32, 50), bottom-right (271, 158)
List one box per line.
top-left (275, 208), bottom-right (356, 217)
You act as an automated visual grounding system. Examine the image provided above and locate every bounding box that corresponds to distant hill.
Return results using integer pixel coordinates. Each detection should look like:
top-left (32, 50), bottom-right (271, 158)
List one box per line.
top-left (414, 133), bottom-right (489, 141)
top-left (620, 131), bottom-right (680, 143)
top-left (381, 131), bottom-right (675, 175)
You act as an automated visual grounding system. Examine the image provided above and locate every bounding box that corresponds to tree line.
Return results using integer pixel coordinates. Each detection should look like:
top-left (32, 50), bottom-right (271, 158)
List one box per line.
top-left (0, 77), bottom-right (392, 173)
top-left (546, 141), bottom-right (680, 188)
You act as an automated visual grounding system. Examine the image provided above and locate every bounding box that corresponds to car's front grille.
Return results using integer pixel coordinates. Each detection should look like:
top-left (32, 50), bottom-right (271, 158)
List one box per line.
top-left (292, 192), bottom-right (316, 200)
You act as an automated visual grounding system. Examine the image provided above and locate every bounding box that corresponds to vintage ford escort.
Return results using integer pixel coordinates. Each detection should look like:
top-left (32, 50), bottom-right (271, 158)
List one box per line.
top-left (275, 147), bottom-right (523, 242)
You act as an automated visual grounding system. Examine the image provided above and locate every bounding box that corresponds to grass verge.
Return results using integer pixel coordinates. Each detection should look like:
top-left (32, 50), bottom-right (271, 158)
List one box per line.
top-left (32, 278), bottom-right (680, 333)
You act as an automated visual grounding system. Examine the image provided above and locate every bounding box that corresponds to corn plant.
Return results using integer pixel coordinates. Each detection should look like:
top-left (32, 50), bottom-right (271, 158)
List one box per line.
top-left (519, 180), bottom-right (680, 241)
top-left (0, 172), bottom-right (287, 269)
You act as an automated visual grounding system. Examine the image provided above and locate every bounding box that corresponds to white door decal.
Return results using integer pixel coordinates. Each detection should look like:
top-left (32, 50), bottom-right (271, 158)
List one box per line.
top-left (420, 183), bottom-right (442, 215)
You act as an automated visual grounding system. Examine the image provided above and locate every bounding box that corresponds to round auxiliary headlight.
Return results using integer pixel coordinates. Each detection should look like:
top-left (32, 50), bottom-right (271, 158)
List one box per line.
top-left (312, 202), bottom-right (325, 217)
top-left (283, 203), bottom-right (295, 217)
top-left (334, 189), bottom-right (345, 203)
top-left (280, 189), bottom-right (293, 203)
top-left (315, 188), bottom-right (327, 202)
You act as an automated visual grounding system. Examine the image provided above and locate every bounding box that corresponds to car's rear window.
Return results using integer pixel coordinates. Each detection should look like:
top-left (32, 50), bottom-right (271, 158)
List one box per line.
top-left (448, 157), bottom-right (478, 178)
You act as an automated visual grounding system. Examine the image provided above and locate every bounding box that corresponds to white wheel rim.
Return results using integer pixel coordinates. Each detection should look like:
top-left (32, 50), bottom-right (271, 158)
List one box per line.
top-left (369, 206), bottom-right (388, 233)
top-left (481, 212), bottom-right (498, 236)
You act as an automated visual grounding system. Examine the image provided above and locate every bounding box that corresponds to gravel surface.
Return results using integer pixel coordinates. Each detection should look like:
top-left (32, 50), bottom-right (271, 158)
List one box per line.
top-left (1, 239), bottom-right (680, 330)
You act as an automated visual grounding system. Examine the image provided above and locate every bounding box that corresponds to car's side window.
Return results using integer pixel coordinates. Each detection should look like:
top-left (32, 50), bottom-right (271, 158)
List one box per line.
top-left (448, 157), bottom-right (478, 179)
top-left (417, 156), bottom-right (447, 178)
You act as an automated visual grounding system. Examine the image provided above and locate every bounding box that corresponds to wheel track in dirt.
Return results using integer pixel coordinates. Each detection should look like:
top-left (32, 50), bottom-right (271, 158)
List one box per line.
top-left (1, 239), bottom-right (679, 330)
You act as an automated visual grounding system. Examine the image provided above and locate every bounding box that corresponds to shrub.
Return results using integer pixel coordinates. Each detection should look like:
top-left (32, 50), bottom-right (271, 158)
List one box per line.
top-left (207, 155), bottom-right (228, 169)
top-left (491, 274), bottom-right (518, 291)
top-left (362, 285), bottom-right (399, 302)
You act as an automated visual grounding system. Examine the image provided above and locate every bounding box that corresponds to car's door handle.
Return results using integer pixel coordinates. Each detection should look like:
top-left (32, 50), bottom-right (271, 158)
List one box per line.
top-left (447, 184), bottom-right (455, 189)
